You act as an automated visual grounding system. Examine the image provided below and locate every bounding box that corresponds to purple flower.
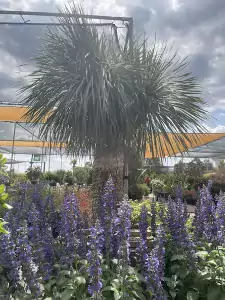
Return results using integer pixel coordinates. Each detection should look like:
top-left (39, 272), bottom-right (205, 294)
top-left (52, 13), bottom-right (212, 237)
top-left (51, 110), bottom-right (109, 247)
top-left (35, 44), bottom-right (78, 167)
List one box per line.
top-left (140, 205), bottom-right (149, 241)
top-left (146, 226), bottom-right (167, 300)
top-left (60, 193), bottom-right (79, 264)
top-left (27, 205), bottom-right (51, 279)
top-left (150, 200), bottom-right (157, 236)
top-left (137, 205), bottom-right (149, 276)
top-left (100, 177), bottom-right (116, 256)
top-left (193, 184), bottom-right (218, 244)
top-left (216, 193), bottom-right (225, 242)
top-left (16, 224), bottom-right (41, 297)
top-left (167, 197), bottom-right (191, 249)
top-left (87, 221), bottom-right (103, 297)
top-left (175, 185), bottom-right (183, 201)
top-left (0, 232), bottom-right (20, 289)
top-left (116, 195), bottom-right (132, 266)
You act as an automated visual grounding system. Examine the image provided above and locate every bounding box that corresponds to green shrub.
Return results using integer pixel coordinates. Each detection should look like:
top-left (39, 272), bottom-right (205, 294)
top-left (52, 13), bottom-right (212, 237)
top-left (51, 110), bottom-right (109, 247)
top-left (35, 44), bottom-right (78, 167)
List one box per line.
top-left (130, 199), bottom-right (151, 224)
top-left (128, 183), bottom-right (150, 200)
top-left (55, 170), bottom-right (67, 184)
top-left (151, 178), bottom-right (165, 193)
top-left (130, 199), bottom-right (164, 225)
top-left (64, 171), bottom-right (74, 186)
top-left (165, 244), bottom-right (225, 300)
top-left (26, 166), bottom-right (42, 181)
top-left (73, 167), bottom-right (90, 185)
top-left (44, 171), bottom-right (59, 182)
top-left (12, 173), bottom-right (27, 183)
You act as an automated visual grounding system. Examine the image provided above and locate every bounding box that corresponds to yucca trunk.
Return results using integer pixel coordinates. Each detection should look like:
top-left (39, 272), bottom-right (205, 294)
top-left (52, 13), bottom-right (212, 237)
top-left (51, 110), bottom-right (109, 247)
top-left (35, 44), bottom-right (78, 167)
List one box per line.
top-left (92, 152), bottom-right (124, 216)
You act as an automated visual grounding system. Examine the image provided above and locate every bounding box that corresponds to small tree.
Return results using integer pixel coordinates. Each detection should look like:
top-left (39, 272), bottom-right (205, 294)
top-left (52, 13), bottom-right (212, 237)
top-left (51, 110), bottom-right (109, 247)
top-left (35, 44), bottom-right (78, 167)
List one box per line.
top-left (71, 159), bottom-right (77, 176)
top-left (26, 166), bottom-right (42, 181)
top-left (203, 159), bottom-right (213, 172)
top-left (73, 167), bottom-right (91, 185)
top-left (186, 158), bottom-right (205, 177)
top-left (174, 160), bottom-right (187, 174)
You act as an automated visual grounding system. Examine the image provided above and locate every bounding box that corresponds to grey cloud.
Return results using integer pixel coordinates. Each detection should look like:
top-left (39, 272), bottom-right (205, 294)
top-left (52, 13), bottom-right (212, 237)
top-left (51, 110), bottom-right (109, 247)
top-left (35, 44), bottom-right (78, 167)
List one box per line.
top-left (188, 53), bottom-right (211, 79)
top-left (165, 0), bottom-right (225, 33)
top-left (0, 0), bottom-right (225, 114)
top-left (123, 0), bottom-right (225, 112)
top-left (127, 5), bottom-right (152, 32)
top-left (0, 72), bottom-right (18, 89)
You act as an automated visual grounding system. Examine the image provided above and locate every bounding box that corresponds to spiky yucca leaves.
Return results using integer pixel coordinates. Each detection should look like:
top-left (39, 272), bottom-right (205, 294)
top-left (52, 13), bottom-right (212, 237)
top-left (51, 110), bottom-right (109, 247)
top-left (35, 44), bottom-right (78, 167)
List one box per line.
top-left (21, 5), bottom-right (208, 208)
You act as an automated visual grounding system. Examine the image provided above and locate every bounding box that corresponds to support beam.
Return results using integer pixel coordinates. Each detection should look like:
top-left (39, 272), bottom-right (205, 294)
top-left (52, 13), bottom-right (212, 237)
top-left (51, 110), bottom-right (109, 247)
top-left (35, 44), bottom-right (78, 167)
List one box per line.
top-left (0, 21), bottom-right (115, 26)
top-left (9, 122), bottom-right (17, 178)
top-left (0, 10), bottom-right (132, 22)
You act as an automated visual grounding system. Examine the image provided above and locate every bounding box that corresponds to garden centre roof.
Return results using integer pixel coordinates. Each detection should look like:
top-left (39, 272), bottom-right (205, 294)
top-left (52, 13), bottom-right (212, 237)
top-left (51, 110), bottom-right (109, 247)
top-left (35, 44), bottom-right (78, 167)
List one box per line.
top-left (145, 133), bottom-right (225, 159)
top-left (1, 104), bottom-right (225, 158)
top-left (0, 104), bottom-right (63, 155)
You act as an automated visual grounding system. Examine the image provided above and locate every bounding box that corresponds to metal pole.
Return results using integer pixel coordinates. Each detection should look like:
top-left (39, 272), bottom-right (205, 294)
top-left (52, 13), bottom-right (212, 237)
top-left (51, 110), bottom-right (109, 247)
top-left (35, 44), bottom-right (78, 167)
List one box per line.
top-left (41, 141), bottom-right (44, 172)
top-left (128, 17), bottom-right (134, 54)
top-left (60, 149), bottom-right (63, 170)
top-left (10, 122), bottom-right (16, 178)
top-left (0, 10), bottom-right (132, 22)
top-left (124, 162), bottom-right (129, 195)
top-left (0, 21), bottom-right (115, 26)
top-left (48, 133), bottom-right (52, 172)
top-left (123, 20), bottom-right (133, 196)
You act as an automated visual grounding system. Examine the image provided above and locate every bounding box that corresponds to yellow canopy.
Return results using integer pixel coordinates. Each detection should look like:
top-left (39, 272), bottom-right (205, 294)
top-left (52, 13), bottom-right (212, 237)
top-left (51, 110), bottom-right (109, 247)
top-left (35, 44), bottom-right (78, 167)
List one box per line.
top-left (1, 105), bottom-right (225, 157)
top-left (145, 133), bottom-right (225, 158)
top-left (0, 105), bottom-right (49, 123)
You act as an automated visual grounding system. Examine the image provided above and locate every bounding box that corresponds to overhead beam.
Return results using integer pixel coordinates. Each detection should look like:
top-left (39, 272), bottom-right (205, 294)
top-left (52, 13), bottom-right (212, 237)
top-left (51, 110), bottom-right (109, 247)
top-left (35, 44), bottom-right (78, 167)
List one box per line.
top-left (0, 10), bottom-right (132, 22)
top-left (0, 22), bottom-right (114, 27)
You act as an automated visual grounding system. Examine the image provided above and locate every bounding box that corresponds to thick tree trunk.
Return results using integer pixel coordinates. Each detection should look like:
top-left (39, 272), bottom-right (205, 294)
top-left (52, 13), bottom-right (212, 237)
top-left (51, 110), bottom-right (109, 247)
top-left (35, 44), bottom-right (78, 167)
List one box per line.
top-left (92, 152), bottom-right (124, 217)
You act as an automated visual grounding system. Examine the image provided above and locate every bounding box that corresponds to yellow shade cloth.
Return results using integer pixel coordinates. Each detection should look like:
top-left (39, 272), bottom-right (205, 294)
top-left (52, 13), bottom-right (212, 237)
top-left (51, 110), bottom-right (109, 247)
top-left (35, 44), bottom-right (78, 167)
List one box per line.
top-left (1, 106), bottom-right (225, 158)
top-left (145, 133), bottom-right (225, 158)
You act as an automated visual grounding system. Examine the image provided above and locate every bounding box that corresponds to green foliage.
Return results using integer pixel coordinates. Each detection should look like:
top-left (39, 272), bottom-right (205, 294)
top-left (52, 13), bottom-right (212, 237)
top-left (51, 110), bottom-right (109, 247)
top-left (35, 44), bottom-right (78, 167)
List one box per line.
top-left (14, 258), bottom-right (146, 299)
top-left (25, 166), bottom-right (42, 181)
top-left (44, 168), bottom-right (91, 186)
top-left (165, 244), bottom-right (225, 300)
top-left (64, 171), bottom-right (75, 186)
top-left (129, 183), bottom-right (150, 200)
top-left (150, 178), bottom-right (165, 193)
top-left (0, 154), bottom-right (11, 234)
top-left (44, 171), bottom-right (60, 183)
top-left (73, 167), bottom-right (91, 185)
top-left (130, 199), bottom-right (163, 225)
top-left (0, 154), bottom-right (7, 176)
top-left (12, 172), bottom-right (27, 183)
top-left (174, 158), bottom-right (206, 178)
top-left (42, 262), bottom-right (87, 300)
top-left (55, 170), bottom-right (67, 184)
top-left (130, 200), bottom-right (151, 224)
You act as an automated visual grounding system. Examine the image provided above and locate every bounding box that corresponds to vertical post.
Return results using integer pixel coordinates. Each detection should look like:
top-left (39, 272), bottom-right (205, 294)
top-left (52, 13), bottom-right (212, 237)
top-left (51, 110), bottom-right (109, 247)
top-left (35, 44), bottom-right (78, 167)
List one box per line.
top-left (48, 148), bottom-right (51, 172)
top-left (124, 162), bottom-right (129, 195)
top-left (10, 122), bottom-right (16, 178)
top-left (60, 149), bottom-right (63, 170)
top-left (128, 17), bottom-right (133, 55)
top-left (123, 18), bottom-right (133, 196)
top-left (41, 141), bottom-right (44, 172)
top-left (48, 133), bottom-right (52, 172)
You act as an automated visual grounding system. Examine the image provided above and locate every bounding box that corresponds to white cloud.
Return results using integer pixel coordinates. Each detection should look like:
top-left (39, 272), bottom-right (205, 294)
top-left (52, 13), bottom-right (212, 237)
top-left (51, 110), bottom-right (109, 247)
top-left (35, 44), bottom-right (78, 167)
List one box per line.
top-left (205, 124), bottom-right (225, 133)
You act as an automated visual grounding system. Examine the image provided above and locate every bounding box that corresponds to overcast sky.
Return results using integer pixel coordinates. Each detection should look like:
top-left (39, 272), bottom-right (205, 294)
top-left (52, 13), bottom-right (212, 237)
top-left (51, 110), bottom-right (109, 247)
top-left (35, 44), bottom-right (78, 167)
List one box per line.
top-left (0, 0), bottom-right (225, 170)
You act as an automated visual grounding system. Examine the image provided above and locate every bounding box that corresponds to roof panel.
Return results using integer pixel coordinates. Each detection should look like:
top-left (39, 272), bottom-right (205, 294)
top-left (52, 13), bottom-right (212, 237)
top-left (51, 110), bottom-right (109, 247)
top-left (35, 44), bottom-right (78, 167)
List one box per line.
top-left (145, 133), bottom-right (225, 158)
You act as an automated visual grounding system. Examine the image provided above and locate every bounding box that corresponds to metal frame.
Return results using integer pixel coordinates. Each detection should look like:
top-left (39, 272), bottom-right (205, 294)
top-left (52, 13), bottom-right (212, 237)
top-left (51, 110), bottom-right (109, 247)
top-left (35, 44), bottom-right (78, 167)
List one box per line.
top-left (0, 10), bottom-right (133, 52)
top-left (0, 10), bottom-right (134, 174)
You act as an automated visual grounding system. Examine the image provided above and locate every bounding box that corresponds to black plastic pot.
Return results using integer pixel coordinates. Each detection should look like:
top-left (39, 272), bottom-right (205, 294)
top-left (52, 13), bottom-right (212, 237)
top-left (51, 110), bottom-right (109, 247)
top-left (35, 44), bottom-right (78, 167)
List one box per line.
top-left (50, 180), bottom-right (57, 187)
top-left (31, 179), bottom-right (38, 185)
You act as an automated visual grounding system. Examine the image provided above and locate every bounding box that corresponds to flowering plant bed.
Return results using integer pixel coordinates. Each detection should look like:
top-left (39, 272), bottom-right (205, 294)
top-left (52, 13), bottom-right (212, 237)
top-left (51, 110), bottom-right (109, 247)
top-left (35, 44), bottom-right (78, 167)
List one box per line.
top-left (1, 180), bottom-right (225, 299)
